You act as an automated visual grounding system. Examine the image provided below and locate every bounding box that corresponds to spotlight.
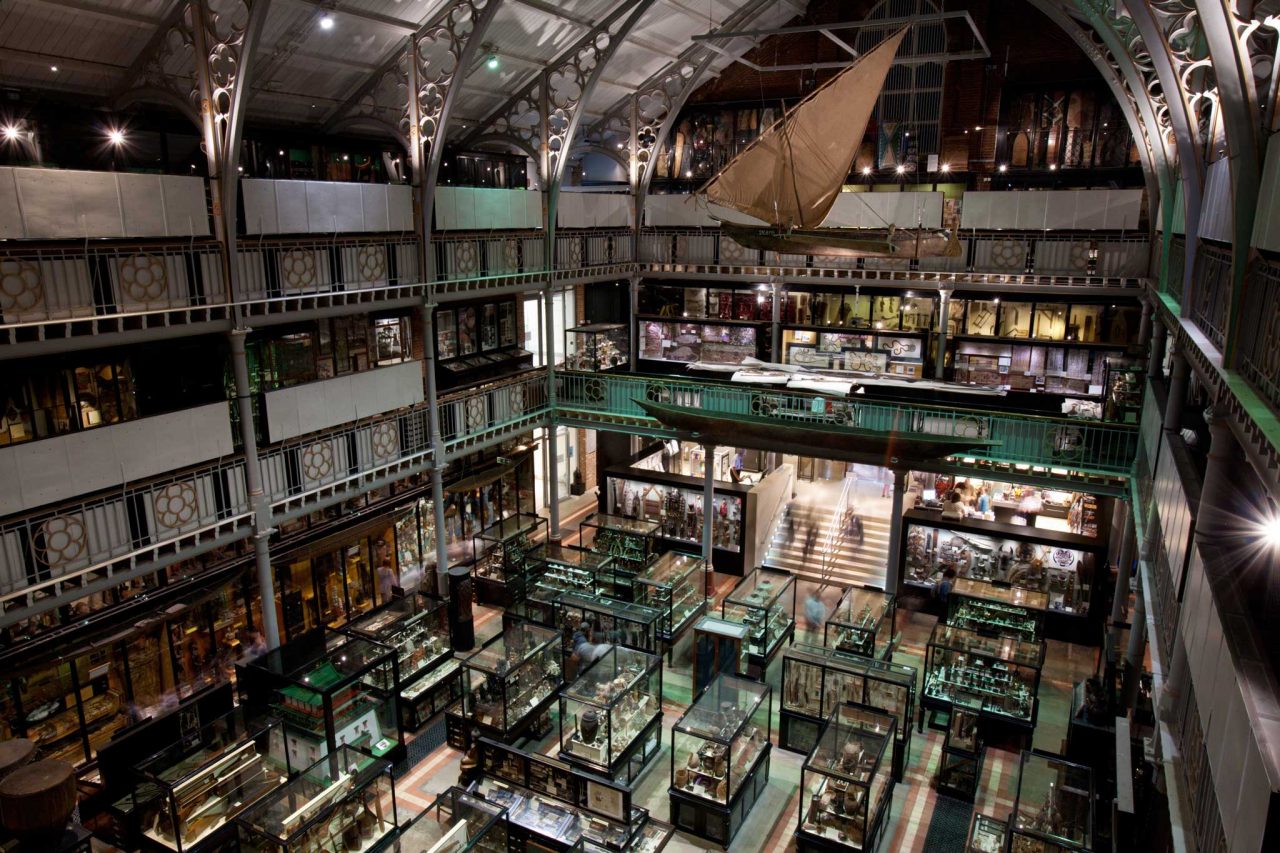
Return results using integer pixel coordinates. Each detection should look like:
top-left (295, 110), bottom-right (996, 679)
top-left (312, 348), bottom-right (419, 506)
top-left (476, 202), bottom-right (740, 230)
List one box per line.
top-left (684, 170), bottom-right (692, 177)
top-left (998, 164), bottom-right (1007, 173)
top-left (49, 65), bottom-right (58, 73)
top-left (278, 149), bottom-right (285, 156)
top-left (486, 53), bottom-right (500, 71)
top-left (974, 126), bottom-right (982, 131)
top-left (342, 154), bottom-right (349, 161)
top-left (107, 128), bottom-right (126, 146)
top-left (617, 142), bottom-right (624, 149)
top-left (1049, 164), bottom-right (1057, 171)
top-left (319, 15), bottom-right (334, 30)
top-left (895, 165), bottom-right (906, 174)
top-left (940, 163), bottom-right (950, 173)
top-left (1261, 514), bottom-right (1280, 548)
top-left (861, 166), bottom-right (871, 175)
top-left (2, 125), bottom-right (20, 141)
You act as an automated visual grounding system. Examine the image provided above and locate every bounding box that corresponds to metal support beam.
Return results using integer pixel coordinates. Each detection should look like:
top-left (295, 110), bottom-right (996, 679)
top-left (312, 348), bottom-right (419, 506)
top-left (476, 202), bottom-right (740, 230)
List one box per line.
top-left (884, 469), bottom-right (907, 593)
top-left (422, 303), bottom-right (451, 595)
top-left (702, 443), bottom-right (716, 571)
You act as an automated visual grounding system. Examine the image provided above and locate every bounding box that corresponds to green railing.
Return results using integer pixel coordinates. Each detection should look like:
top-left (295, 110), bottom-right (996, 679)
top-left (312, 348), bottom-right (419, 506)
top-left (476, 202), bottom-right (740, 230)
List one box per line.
top-left (555, 371), bottom-right (1138, 476)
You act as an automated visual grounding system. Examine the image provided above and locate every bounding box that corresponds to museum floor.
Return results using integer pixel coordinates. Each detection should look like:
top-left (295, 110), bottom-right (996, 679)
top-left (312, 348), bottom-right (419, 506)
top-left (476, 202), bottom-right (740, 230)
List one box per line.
top-left (395, 586), bottom-right (1100, 852)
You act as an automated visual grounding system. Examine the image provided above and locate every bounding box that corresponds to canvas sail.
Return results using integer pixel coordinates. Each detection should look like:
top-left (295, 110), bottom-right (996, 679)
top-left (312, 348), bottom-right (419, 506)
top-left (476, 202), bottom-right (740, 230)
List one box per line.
top-left (699, 28), bottom-right (908, 229)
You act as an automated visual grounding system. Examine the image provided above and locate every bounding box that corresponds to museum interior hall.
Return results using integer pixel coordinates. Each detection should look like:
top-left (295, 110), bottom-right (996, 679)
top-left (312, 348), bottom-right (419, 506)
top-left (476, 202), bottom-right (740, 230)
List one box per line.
top-left (0, 0), bottom-right (1278, 851)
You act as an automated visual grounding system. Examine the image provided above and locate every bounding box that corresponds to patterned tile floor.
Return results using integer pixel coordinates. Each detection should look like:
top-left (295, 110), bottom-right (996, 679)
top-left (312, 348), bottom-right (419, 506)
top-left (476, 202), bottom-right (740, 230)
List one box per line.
top-left (394, 589), bottom-right (1098, 852)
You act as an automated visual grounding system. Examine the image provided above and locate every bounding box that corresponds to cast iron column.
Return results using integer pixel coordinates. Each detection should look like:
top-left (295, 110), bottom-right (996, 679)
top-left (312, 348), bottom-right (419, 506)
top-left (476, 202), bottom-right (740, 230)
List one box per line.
top-left (545, 285), bottom-right (561, 541)
top-left (229, 329), bottom-right (281, 649)
top-left (1163, 348), bottom-right (1190, 436)
top-left (1148, 318), bottom-right (1167, 380)
top-left (884, 469), bottom-right (908, 593)
top-left (1138, 301), bottom-right (1152, 350)
top-left (934, 288), bottom-right (951, 380)
top-left (1122, 564), bottom-right (1148, 709)
top-left (422, 303), bottom-right (450, 595)
top-left (770, 282), bottom-right (781, 363)
top-left (1108, 504), bottom-right (1135, 655)
top-left (703, 443), bottom-right (716, 593)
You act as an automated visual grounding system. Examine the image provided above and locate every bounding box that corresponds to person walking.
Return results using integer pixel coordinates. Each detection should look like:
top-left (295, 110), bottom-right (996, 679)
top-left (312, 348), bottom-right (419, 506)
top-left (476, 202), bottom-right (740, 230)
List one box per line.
top-left (803, 519), bottom-right (818, 566)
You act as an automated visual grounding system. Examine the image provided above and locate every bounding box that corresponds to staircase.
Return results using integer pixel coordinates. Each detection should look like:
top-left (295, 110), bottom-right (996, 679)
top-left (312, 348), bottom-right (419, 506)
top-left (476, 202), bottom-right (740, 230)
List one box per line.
top-left (764, 500), bottom-right (890, 589)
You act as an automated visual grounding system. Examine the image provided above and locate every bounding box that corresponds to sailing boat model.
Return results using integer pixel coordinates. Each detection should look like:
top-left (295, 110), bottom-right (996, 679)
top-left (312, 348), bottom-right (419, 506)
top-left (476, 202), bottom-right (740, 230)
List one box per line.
top-left (696, 28), bottom-right (960, 259)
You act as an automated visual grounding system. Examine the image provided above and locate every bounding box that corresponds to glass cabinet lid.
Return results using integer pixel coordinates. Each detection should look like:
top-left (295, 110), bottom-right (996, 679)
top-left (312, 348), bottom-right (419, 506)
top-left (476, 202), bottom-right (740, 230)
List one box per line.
top-left (569, 322), bottom-right (627, 333)
top-left (399, 789), bottom-right (504, 851)
top-left (635, 551), bottom-right (704, 585)
top-left (1013, 751), bottom-right (1093, 846)
top-left (726, 568), bottom-right (794, 609)
top-left (805, 708), bottom-right (893, 782)
top-left (466, 623), bottom-right (559, 675)
top-left (137, 713), bottom-right (274, 785)
top-left (674, 674), bottom-right (769, 742)
top-left (530, 543), bottom-right (611, 570)
top-left (930, 623), bottom-right (1045, 667)
top-left (562, 647), bottom-right (657, 705)
top-left (274, 635), bottom-right (392, 686)
top-left (475, 514), bottom-right (541, 544)
top-left (240, 746), bottom-right (384, 841)
top-left (556, 592), bottom-right (661, 624)
top-left (952, 578), bottom-right (1049, 611)
top-left (788, 642), bottom-right (916, 686)
top-left (584, 514), bottom-right (660, 535)
top-left (829, 587), bottom-right (892, 627)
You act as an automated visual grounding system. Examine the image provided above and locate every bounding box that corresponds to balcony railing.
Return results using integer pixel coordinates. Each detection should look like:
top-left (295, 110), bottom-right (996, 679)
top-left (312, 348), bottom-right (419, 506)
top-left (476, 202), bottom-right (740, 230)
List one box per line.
top-left (1190, 243), bottom-right (1231, 352)
top-left (1239, 257), bottom-right (1280, 413)
top-left (427, 229), bottom-right (635, 290)
top-left (440, 369), bottom-right (551, 456)
top-left (556, 370), bottom-right (1138, 476)
top-left (638, 228), bottom-right (1149, 287)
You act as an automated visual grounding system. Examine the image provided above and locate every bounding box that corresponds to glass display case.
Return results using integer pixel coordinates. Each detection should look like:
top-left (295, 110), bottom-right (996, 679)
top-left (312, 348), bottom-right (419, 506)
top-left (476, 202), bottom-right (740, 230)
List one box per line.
top-left (922, 623), bottom-right (1045, 732)
top-left (1102, 357), bottom-right (1143, 424)
top-left (668, 674), bottom-right (772, 845)
top-left (823, 586), bottom-right (895, 659)
top-left (473, 514), bottom-right (546, 606)
top-left (132, 712), bottom-right (293, 853)
top-left (339, 595), bottom-right (456, 732)
top-left (692, 617), bottom-right (751, 693)
top-left (235, 632), bottom-right (403, 769)
top-left (604, 477), bottom-right (745, 562)
top-left (966, 814), bottom-right (1008, 853)
top-left (236, 746), bottom-right (396, 853)
top-left (559, 647), bottom-right (663, 784)
top-left (554, 593), bottom-right (663, 656)
top-left (528, 543), bottom-right (613, 597)
top-left (565, 323), bottom-right (629, 372)
top-left (386, 787), bottom-right (506, 853)
top-left (779, 643), bottom-right (916, 780)
top-left (631, 552), bottom-right (706, 648)
top-left (503, 584), bottom-right (560, 631)
top-left (1010, 751), bottom-right (1094, 852)
top-left (948, 578), bottom-right (1047, 643)
top-left (459, 622), bottom-right (563, 741)
top-left (579, 514), bottom-right (662, 594)
top-left (637, 320), bottom-right (759, 365)
top-left (721, 568), bottom-right (796, 665)
top-left (901, 513), bottom-right (1095, 618)
top-left (796, 704), bottom-right (896, 853)
top-left (936, 707), bottom-right (983, 802)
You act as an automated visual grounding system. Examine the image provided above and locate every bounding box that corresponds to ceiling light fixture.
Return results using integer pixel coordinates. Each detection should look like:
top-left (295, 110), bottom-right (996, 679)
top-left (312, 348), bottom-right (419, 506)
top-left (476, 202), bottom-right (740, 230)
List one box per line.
top-left (940, 163), bottom-right (950, 173)
top-left (107, 128), bottom-right (126, 146)
top-left (2, 125), bottom-right (20, 141)
top-left (895, 165), bottom-right (905, 174)
top-left (319, 15), bottom-right (334, 30)
top-left (998, 164), bottom-right (1008, 173)
top-left (861, 166), bottom-right (871, 175)
top-left (486, 52), bottom-right (500, 71)
top-left (49, 65), bottom-right (58, 73)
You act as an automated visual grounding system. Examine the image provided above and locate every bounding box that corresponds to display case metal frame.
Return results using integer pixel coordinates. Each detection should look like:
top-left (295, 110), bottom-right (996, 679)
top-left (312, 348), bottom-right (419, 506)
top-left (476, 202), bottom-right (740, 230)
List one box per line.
top-left (721, 567), bottom-right (797, 671)
top-left (558, 646), bottom-right (664, 786)
top-left (668, 673), bottom-right (772, 847)
top-left (235, 745), bottom-right (397, 853)
top-left (795, 703), bottom-right (896, 853)
top-left (452, 621), bottom-right (564, 745)
top-left (947, 577), bottom-right (1047, 644)
top-left (527, 542), bottom-right (614, 598)
top-left (337, 594), bottom-right (457, 732)
top-left (936, 707), bottom-right (984, 803)
top-left (920, 623), bottom-right (1045, 741)
top-left (823, 586), bottom-right (896, 660)
top-left (965, 813), bottom-right (1008, 853)
top-left (554, 592), bottom-right (663, 657)
top-left (1009, 749), bottom-right (1095, 852)
top-left (566, 323), bottom-right (630, 373)
top-left (778, 643), bottom-right (916, 781)
top-left (579, 513), bottom-right (663, 597)
top-left (235, 630), bottom-right (405, 767)
top-left (631, 551), bottom-right (708, 660)
top-left (472, 513), bottom-right (547, 607)
top-left (384, 786), bottom-right (507, 853)
top-left (129, 711), bottom-right (295, 853)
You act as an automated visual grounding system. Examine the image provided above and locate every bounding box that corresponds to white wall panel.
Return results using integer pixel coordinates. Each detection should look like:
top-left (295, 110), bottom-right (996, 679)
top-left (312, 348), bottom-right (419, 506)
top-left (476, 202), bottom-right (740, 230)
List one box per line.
top-left (434, 187), bottom-right (543, 230)
top-left (118, 174), bottom-right (168, 236)
top-left (1200, 157), bottom-right (1233, 243)
top-left (241, 179), bottom-right (279, 233)
top-left (1252, 134), bottom-right (1280, 251)
top-left (823, 192), bottom-right (943, 229)
top-left (389, 185), bottom-right (413, 230)
top-left (361, 184), bottom-right (390, 232)
top-left (0, 403), bottom-right (234, 516)
top-left (242, 180), bottom-right (414, 235)
top-left (263, 360), bottom-right (424, 443)
top-left (0, 168), bottom-right (209, 239)
top-left (960, 190), bottom-right (1144, 230)
top-left (0, 170), bottom-right (23, 237)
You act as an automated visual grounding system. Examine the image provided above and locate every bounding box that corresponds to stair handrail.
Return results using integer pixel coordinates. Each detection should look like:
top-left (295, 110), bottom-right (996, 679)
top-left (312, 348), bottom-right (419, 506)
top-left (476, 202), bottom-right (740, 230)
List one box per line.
top-left (820, 472), bottom-right (857, 581)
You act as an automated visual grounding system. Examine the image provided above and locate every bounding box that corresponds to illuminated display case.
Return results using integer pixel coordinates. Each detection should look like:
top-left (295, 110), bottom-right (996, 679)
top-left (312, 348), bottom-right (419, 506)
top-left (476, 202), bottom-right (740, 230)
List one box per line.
top-left (796, 704), bottom-right (896, 853)
top-left (966, 814), bottom-right (1008, 853)
top-left (558, 647), bottom-right (663, 784)
top-left (779, 643), bottom-right (916, 780)
top-left (235, 631), bottom-right (404, 768)
top-left (936, 707), bottom-right (984, 802)
top-left (528, 543), bottom-right (613, 597)
top-left (823, 586), bottom-right (895, 659)
top-left (472, 514), bottom-right (546, 606)
top-left (602, 475), bottom-right (747, 573)
top-left (948, 578), bottom-right (1047, 643)
top-left (235, 746), bottom-right (396, 853)
top-left (668, 674), bottom-right (772, 846)
top-left (721, 568), bottom-right (796, 666)
top-left (631, 552), bottom-right (707, 649)
top-left (503, 584), bottom-right (560, 631)
top-left (554, 593), bottom-right (663, 656)
top-left (339, 595), bottom-right (457, 731)
top-left (385, 787), bottom-right (507, 853)
top-left (922, 623), bottom-right (1045, 734)
top-left (1009, 751), bottom-right (1094, 852)
top-left (579, 514), bottom-right (662, 595)
top-left (566, 323), bottom-right (629, 372)
top-left (131, 712), bottom-right (294, 853)
top-left (458, 622), bottom-right (563, 742)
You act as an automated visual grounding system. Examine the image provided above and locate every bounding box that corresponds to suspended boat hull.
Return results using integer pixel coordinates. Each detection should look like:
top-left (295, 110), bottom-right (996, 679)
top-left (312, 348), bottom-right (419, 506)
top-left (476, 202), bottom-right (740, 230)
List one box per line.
top-left (721, 221), bottom-right (960, 259)
top-left (634, 399), bottom-right (998, 466)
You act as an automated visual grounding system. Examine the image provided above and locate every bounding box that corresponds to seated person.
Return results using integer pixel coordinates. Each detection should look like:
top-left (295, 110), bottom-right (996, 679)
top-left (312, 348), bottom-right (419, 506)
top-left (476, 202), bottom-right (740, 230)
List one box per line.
top-left (941, 491), bottom-right (968, 520)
